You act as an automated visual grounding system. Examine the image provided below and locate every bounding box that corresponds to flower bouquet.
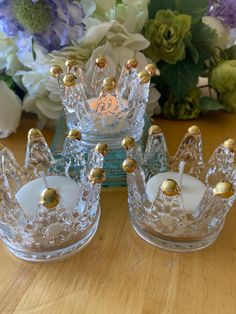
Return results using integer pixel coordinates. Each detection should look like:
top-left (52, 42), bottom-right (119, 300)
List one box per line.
top-left (0, 0), bottom-right (236, 137)
top-left (143, 0), bottom-right (236, 119)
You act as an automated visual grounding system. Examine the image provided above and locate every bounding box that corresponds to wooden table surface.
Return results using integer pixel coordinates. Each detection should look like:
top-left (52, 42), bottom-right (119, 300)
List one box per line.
top-left (1, 112), bottom-right (236, 314)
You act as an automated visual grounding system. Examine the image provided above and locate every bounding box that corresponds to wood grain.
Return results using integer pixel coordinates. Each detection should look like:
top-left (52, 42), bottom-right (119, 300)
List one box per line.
top-left (1, 112), bottom-right (236, 314)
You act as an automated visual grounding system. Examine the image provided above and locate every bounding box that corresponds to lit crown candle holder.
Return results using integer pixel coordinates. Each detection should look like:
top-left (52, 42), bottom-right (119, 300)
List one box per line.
top-left (50, 58), bottom-right (157, 186)
top-left (50, 57), bottom-right (157, 147)
top-left (0, 129), bottom-right (106, 262)
top-left (122, 126), bottom-right (236, 251)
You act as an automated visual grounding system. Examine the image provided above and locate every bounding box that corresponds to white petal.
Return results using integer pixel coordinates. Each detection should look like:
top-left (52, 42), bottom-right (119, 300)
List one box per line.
top-left (0, 81), bottom-right (22, 138)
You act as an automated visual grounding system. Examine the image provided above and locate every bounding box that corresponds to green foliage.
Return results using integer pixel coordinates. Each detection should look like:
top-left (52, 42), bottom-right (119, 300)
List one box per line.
top-left (160, 56), bottom-right (203, 99)
top-left (146, 0), bottom-right (229, 118)
top-left (191, 21), bottom-right (217, 59)
top-left (175, 0), bottom-right (208, 19)
top-left (148, 0), bottom-right (177, 18)
top-left (148, 0), bottom-right (208, 19)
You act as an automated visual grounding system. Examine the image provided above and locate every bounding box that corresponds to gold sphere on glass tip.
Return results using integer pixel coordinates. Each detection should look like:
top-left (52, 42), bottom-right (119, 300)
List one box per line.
top-left (161, 179), bottom-right (180, 197)
top-left (95, 143), bottom-right (108, 156)
top-left (213, 181), bottom-right (234, 198)
top-left (145, 64), bottom-right (157, 77)
top-left (125, 58), bottom-right (138, 70)
top-left (28, 128), bottom-right (43, 140)
top-left (121, 137), bottom-right (135, 150)
top-left (65, 59), bottom-right (78, 69)
top-left (50, 65), bottom-right (63, 78)
top-left (68, 130), bottom-right (82, 141)
top-left (138, 70), bottom-right (151, 85)
top-left (95, 56), bottom-right (107, 68)
top-left (88, 168), bottom-right (106, 184)
top-left (148, 125), bottom-right (162, 136)
top-left (102, 76), bottom-right (117, 91)
top-left (187, 125), bottom-right (200, 135)
top-left (40, 188), bottom-right (60, 209)
top-left (223, 138), bottom-right (236, 152)
top-left (63, 73), bottom-right (77, 87)
top-left (122, 158), bottom-right (138, 173)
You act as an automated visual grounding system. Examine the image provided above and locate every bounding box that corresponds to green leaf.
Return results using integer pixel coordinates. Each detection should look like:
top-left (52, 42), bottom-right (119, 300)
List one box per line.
top-left (148, 0), bottom-right (177, 18)
top-left (175, 0), bottom-right (208, 19)
top-left (185, 39), bottom-right (199, 64)
top-left (160, 57), bottom-right (203, 99)
top-left (199, 96), bottom-right (224, 111)
top-left (191, 21), bottom-right (218, 59)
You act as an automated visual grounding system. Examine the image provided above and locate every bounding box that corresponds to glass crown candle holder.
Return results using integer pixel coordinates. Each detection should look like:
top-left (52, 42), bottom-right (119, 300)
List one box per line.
top-left (122, 125), bottom-right (236, 252)
top-left (50, 58), bottom-right (156, 186)
top-left (0, 128), bottom-right (106, 262)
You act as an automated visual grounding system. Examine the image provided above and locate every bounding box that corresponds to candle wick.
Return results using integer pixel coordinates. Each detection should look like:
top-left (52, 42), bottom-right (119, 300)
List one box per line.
top-left (178, 161), bottom-right (185, 187)
top-left (39, 171), bottom-right (49, 189)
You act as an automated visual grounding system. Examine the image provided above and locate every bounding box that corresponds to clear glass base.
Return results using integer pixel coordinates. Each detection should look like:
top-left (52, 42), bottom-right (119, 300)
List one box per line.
top-left (130, 216), bottom-right (221, 252)
top-left (4, 208), bottom-right (100, 262)
top-left (51, 112), bottom-right (151, 187)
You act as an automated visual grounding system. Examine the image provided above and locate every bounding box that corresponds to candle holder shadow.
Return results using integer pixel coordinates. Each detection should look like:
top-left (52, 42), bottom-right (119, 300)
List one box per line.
top-left (0, 129), bottom-right (106, 262)
top-left (122, 125), bottom-right (236, 252)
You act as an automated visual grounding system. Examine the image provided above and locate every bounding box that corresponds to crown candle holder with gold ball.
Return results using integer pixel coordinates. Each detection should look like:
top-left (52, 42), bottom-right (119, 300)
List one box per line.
top-left (50, 58), bottom-right (157, 186)
top-left (122, 125), bottom-right (236, 252)
top-left (0, 128), bottom-right (106, 262)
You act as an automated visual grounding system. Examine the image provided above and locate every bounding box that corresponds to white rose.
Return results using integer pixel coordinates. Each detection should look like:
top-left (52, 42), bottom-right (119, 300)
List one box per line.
top-left (0, 81), bottom-right (22, 138)
top-left (203, 16), bottom-right (230, 49)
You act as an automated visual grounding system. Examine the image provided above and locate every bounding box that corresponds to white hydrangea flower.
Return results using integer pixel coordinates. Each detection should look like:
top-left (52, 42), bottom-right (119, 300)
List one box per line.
top-left (94, 0), bottom-right (149, 33)
top-left (0, 81), bottom-right (22, 138)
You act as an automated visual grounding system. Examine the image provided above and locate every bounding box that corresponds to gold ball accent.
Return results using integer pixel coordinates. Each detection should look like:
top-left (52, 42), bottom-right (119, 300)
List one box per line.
top-left (161, 179), bottom-right (180, 197)
top-left (68, 129), bottom-right (81, 141)
top-left (187, 125), bottom-right (200, 135)
top-left (148, 125), bottom-right (162, 136)
top-left (122, 158), bottom-right (137, 173)
top-left (223, 138), bottom-right (236, 152)
top-left (28, 128), bottom-right (43, 140)
top-left (96, 56), bottom-right (107, 68)
top-left (0, 142), bottom-right (4, 151)
top-left (102, 76), bottom-right (117, 91)
top-left (95, 143), bottom-right (108, 156)
top-left (50, 65), bottom-right (63, 78)
top-left (125, 58), bottom-right (138, 70)
top-left (40, 188), bottom-right (60, 209)
top-left (88, 168), bottom-right (106, 184)
top-left (213, 181), bottom-right (234, 198)
top-left (138, 70), bottom-right (151, 85)
top-left (145, 64), bottom-right (157, 77)
top-left (121, 137), bottom-right (135, 150)
top-left (63, 73), bottom-right (77, 87)
top-left (65, 59), bottom-right (77, 69)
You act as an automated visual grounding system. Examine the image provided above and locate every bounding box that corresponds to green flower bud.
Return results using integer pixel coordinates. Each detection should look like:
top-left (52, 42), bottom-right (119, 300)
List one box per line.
top-left (13, 0), bottom-right (51, 34)
top-left (220, 89), bottom-right (236, 112)
top-left (143, 10), bottom-right (192, 64)
top-left (163, 88), bottom-right (201, 120)
top-left (210, 60), bottom-right (236, 93)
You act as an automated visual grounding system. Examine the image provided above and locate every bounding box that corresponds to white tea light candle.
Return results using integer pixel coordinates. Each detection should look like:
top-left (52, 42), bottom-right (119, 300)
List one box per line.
top-left (146, 172), bottom-right (206, 213)
top-left (16, 176), bottom-right (80, 220)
